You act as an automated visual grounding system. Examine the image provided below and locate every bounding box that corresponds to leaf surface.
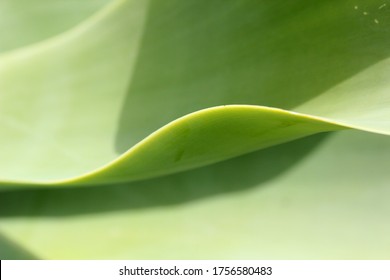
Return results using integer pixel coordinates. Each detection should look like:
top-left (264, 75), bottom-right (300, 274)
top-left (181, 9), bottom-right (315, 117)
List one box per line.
top-left (0, 0), bottom-right (110, 53)
top-left (0, 0), bottom-right (390, 259)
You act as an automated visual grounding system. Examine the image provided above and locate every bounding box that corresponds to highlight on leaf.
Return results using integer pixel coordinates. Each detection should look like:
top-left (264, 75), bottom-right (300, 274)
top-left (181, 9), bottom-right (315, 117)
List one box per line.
top-left (0, 0), bottom-right (389, 259)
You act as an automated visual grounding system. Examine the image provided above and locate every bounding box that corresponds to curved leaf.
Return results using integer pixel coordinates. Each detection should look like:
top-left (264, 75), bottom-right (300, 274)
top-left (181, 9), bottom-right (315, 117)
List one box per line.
top-left (0, 0), bottom-right (390, 186)
top-left (0, 0), bottom-right (390, 259)
top-left (1, 131), bottom-right (390, 259)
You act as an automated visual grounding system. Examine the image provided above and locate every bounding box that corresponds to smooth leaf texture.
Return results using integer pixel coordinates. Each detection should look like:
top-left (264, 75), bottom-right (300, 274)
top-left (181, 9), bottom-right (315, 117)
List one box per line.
top-left (0, 0), bottom-right (110, 53)
top-left (1, 0), bottom-right (390, 186)
top-left (0, 0), bottom-right (390, 259)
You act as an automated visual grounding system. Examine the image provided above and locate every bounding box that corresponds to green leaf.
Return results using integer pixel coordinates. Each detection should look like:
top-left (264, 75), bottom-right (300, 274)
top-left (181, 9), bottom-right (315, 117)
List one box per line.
top-left (0, 0), bottom-right (390, 259)
top-left (0, 234), bottom-right (37, 259)
top-left (1, 131), bottom-right (390, 259)
top-left (0, 0), bottom-right (110, 53)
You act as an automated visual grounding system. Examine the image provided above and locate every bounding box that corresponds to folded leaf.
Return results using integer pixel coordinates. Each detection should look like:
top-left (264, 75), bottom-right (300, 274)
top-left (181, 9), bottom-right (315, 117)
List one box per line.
top-left (1, 131), bottom-right (390, 259)
top-left (1, 0), bottom-right (390, 186)
top-left (1, 0), bottom-right (390, 259)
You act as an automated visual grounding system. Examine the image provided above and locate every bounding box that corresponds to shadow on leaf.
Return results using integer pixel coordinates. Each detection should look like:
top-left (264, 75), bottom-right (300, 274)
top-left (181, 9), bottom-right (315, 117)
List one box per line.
top-left (0, 133), bottom-right (328, 217)
top-left (115, 0), bottom-right (390, 153)
top-left (0, 233), bottom-right (38, 259)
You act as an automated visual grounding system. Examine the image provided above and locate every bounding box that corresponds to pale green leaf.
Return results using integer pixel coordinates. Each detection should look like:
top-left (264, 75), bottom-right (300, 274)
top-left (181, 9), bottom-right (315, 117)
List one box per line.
top-left (0, 0), bottom-right (390, 259)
